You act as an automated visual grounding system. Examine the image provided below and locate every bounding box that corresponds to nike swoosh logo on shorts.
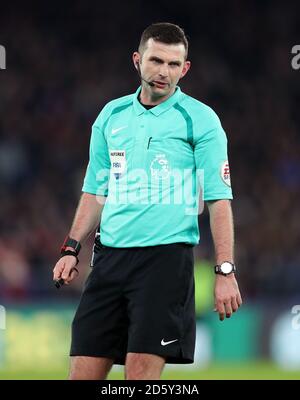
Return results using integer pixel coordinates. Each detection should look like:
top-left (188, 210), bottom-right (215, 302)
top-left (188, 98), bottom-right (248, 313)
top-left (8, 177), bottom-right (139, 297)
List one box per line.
top-left (112, 126), bottom-right (127, 135)
top-left (161, 338), bottom-right (178, 346)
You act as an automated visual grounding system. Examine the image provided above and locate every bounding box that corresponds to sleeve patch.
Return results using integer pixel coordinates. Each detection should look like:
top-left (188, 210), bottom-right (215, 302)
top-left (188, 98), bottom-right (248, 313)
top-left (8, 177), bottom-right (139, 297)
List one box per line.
top-left (220, 160), bottom-right (231, 187)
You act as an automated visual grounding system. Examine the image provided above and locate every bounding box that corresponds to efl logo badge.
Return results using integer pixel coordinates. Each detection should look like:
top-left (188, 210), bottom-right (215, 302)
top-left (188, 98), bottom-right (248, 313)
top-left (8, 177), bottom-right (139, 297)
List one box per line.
top-left (221, 160), bottom-right (231, 187)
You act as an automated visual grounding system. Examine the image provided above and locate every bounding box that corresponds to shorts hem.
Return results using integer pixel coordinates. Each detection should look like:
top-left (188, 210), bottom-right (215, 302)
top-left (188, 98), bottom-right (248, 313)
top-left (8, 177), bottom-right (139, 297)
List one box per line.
top-left (126, 346), bottom-right (194, 365)
top-left (70, 349), bottom-right (194, 366)
top-left (70, 349), bottom-right (122, 363)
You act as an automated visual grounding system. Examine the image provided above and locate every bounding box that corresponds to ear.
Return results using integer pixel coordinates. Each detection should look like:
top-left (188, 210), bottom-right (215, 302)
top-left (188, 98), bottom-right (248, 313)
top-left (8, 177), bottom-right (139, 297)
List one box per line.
top-left (132, 52), bottom-right (140, 70)
top-left (180, 60), bottom-right (191, 78)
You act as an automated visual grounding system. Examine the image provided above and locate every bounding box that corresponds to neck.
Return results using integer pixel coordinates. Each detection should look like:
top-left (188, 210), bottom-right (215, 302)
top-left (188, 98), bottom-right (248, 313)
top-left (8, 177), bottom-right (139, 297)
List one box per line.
top-left (139, 83), bottom-right (176, 106)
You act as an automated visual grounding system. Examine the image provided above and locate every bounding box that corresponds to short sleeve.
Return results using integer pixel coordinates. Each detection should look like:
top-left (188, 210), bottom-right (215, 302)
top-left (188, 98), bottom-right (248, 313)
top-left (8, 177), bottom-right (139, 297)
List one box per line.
top-left (194, 117), bottom-right (233, 201)
top-left (82, 122), bottom-right (111, 196)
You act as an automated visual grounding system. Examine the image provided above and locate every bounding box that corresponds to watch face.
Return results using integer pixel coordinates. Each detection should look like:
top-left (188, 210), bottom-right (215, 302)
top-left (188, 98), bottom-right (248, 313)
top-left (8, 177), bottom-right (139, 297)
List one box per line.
top-left (221, 262), bottom-right (233, 274)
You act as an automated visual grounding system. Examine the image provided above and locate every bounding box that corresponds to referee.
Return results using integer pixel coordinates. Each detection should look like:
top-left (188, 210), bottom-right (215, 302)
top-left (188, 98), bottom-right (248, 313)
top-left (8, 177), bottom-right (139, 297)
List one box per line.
top-left (53, 22), bottom-right (242, 380)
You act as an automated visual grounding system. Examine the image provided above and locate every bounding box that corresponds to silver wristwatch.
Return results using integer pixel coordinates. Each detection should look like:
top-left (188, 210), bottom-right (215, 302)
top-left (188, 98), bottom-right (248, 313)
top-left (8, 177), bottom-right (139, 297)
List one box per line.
top-left (214, 261), bottom-right (236, 276)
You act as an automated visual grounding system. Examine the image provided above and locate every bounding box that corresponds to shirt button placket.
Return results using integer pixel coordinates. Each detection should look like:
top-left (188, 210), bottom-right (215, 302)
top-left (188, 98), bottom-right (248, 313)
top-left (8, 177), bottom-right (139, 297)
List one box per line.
top-left (133, 113), bottom-right (148, 170)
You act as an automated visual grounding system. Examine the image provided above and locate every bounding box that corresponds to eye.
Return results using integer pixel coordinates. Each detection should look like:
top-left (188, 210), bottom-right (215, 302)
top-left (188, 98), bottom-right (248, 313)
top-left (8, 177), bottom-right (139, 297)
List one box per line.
top-left (150, 57), bottom-right (163, 64)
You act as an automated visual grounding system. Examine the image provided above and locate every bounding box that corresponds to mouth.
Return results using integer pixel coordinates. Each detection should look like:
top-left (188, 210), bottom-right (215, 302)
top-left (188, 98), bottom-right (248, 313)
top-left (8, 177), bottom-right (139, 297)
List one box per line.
top-left (152, 81), bottom-right (168, 88)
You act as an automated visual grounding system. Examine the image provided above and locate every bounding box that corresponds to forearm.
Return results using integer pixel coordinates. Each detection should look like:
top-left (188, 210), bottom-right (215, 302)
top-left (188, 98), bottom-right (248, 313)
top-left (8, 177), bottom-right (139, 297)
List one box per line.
top-left (207, 199), bottom-right (234, 264)
top-left (68, 192), bottom-right (106, 244)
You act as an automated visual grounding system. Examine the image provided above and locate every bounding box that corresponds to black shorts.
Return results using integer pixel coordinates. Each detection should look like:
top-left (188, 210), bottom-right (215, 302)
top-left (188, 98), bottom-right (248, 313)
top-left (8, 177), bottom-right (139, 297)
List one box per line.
top-left (70, 241), bottom-right (196, 365)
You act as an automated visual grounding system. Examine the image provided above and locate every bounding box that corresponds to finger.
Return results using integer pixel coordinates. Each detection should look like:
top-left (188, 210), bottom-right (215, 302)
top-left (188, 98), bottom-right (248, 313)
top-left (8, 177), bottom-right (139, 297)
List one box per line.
top-left (64, 267), bottom-right (79, 284)
top-left (217, 301), bottom-right (225, 321)
top-left (231, 297), bottom-right (239, 312)
top-left (237, 292), bottom-right (243, 307)
top-left (61, 264), bottom-right (74, 281)
top-left (53, 261), bottom-right (65, 281)
top-left (224, 301), bottom-right (233, 318)
top-left (60, 255), bottom-right (77, 279)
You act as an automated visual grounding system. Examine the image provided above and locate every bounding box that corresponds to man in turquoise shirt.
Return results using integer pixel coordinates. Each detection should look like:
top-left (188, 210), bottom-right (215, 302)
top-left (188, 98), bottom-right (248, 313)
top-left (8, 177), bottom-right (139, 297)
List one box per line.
top-left (53, 22), bottom-right (242, 380)
top-left (83, 84), bottom-right (232, 247)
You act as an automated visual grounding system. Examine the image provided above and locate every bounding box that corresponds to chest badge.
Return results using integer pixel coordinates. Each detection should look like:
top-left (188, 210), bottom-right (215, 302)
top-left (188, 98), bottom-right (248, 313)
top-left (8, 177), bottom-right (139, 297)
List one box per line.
top-left (150, 153), bottom-right (170, 180)
top-left (109, 149), bottom-right (126, 179)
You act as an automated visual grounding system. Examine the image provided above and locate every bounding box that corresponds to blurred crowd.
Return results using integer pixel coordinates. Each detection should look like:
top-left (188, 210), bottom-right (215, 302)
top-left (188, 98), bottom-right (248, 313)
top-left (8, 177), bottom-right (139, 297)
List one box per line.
top-left (0, 1), bottom-right (299, 301)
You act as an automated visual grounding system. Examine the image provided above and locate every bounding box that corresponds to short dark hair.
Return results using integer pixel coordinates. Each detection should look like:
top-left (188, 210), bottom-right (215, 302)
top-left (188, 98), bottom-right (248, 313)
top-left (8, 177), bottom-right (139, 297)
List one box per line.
top-left (138, 22), bottom-right (189, 59)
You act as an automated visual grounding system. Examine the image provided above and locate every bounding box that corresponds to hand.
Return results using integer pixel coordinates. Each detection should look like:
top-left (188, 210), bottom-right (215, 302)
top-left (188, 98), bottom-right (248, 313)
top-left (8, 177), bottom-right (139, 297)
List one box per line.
top-left (53, 255), bottom-right (79, 285)
top-left (214, 274), bottom-right (242, 321)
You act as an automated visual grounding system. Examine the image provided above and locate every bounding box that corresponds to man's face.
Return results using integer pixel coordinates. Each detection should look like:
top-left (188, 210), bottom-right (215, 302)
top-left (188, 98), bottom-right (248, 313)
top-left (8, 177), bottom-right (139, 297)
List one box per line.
top-left (133, 38), bottom-right (190, 98)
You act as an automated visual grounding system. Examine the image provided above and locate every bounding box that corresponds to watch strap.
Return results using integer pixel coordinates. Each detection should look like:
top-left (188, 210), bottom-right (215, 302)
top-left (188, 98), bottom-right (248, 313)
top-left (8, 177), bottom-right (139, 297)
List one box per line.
top-left (61, 236), bottom-right (81, 255)
top-left (214, 261), bottom-right (236, 275)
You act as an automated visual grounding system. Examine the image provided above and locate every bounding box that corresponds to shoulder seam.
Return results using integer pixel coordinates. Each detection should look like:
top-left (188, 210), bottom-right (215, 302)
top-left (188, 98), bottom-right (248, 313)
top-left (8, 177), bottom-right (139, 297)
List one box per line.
top-left (173, 102), bottom-right (194, 147)
top-left (103, 100), bottom-right (133, 133)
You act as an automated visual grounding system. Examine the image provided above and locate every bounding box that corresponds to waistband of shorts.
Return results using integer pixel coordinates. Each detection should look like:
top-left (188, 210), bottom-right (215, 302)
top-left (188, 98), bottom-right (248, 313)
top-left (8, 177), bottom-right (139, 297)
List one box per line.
top-left (97, 242), bottom-right (194, 251)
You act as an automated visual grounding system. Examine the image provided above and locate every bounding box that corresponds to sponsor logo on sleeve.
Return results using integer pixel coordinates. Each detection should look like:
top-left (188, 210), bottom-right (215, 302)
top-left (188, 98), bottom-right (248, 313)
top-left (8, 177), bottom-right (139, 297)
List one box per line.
top-left (221, 160), bottom-right (231, 187)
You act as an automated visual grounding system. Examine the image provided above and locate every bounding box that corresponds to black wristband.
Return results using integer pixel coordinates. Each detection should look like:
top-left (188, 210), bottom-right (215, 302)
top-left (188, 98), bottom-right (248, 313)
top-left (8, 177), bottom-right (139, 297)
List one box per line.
top-left (61, 236), bottom-right (81, 255)
top-left (60, 250), bottom-right (79, 265)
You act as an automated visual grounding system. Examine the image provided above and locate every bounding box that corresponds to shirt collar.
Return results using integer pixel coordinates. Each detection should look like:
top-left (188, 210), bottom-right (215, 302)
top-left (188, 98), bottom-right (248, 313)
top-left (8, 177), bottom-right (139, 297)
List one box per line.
top-left (133, 86), bottom-right (183, 116)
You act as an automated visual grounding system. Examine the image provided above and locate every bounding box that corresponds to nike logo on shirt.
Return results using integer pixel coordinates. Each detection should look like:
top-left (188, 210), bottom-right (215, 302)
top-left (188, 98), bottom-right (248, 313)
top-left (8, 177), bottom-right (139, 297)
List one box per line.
top-left (161, 338), bottom-right (178, 346)
top-left (112, 126), bottom-right (127, 135)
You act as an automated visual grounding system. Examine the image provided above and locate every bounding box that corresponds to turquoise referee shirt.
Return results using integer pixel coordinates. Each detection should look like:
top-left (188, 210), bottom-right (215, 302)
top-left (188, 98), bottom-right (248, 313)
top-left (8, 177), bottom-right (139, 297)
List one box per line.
top-left (82, 86), bottom-right (233, 247)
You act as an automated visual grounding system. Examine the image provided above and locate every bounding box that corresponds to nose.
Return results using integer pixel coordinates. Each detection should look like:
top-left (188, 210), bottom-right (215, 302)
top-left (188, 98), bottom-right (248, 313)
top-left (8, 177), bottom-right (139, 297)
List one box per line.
top-left (158, 63), bottom-right (169, 78)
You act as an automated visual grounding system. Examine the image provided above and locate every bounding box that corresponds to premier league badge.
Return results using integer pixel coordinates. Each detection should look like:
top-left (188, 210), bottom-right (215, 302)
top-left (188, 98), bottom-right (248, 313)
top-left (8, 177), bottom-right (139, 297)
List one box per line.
top-left (150, 153), bottom-right (170, 180)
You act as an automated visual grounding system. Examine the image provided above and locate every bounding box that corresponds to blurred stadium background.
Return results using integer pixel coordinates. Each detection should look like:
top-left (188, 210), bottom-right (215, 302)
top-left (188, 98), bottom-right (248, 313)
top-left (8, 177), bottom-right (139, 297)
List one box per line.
top-left (0, 0), bottom-right (300, 380)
